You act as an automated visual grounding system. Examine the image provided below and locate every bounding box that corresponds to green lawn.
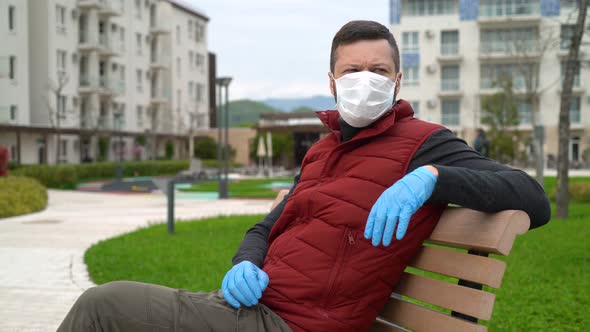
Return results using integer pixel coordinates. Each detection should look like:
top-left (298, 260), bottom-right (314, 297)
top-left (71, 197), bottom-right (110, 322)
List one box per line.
top-left (85, 177), bottom-right (590, 330)
top-left (180, 177), bottom-right (294, 198)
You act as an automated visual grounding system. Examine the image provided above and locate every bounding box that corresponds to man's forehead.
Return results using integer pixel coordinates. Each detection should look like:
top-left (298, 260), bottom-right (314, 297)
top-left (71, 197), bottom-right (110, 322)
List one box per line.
top-left (335, 40), bottom-right (395, 67)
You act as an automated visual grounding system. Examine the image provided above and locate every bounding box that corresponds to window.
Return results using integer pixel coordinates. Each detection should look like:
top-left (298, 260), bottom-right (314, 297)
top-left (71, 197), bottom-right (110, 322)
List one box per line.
top-left (57, 50), bottom-right (67, 73)
top-left (60, 139), bottom-right (68, 159)
top-left (441, 100), bottom-right (460, 126)
top-left (479, 0), bottom-right (539, 17)
top-left (402, 65), bottom-right (419, 86)
top-left (176, 57), bottom-right (181, 76)
top-left (57, 95), bottom-right (67, 118)
top-left (480, 63), bottom-right (534, 89)
top-left (56, 5), bottom-right (66, 34)
top-left (411, 101), bottom-right (420, 118)
top-left (176, 25), bottom-right (181, 44)
top-left (189, 51), bottom-right (194, 70)
top-left (9, 56), bottom-right (16, 81)
top-left (137, 105), bottom-right (144, 128)
top-left (517, 100), bottom-right (532, 124)
top-left (188, 82), bottom-right (194, 98)
top-left (570, 136), bottom-right (580, 161)
top-left (196, 53), bottom-right (205, 71)
top-left (120, 65), bottom-right (126, 84)
top-left (441, 65), bottom-right (460, 90)
top-left (196, 84), bottom-right (204, 102)
top-left (188, 20), bottom-right (193, 39)
top-left (402, 32), bottom-right (419, 53)
top-left (561, 25), bottom-right (576, 50)
top-left (570, 97), bottom-right (581, 124)
top-left (8, 5), bottom-right (15, 32)
top-left (404, 0), bottom-right (455, 16)
top-left (480, 28), bottom-right (537, 54)
top-left (136, 69), bottom-right (143, 92)
top-left (441, 31), bottom-right (458, 55)
top-left (119, 27), bottom-right (125, 52)
top-left (195, 23), bottom-right (204, 42)
top-left (10, 105), bottom-right (17, 121)
top-left (135, 0), bottom-right (142, 19)
top-left (136, 33), bottom-right (142, 55)
top-left (561, 61), bottom-right (581, 87)
top-left (177, 90), bottom-right (181, 105)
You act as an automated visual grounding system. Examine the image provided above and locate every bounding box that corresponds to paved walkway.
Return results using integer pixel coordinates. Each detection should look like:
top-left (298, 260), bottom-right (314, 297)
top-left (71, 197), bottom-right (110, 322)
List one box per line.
top-left (0, 190), bottom-right (274, 332)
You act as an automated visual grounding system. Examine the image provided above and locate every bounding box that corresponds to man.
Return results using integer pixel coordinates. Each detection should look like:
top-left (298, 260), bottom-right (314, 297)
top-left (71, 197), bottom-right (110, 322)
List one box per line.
top-left (58, 21), bottom-right (550, 332)
top-left (473, 128), bottom-right (490, 157)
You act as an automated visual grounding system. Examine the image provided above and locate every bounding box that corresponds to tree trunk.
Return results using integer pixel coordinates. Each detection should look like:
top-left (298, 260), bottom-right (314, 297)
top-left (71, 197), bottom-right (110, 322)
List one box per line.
top-left (556, 0), bottom-right (588, 219)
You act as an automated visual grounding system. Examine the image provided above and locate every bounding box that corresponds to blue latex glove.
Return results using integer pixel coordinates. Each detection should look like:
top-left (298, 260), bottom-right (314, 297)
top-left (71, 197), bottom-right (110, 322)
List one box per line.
top-left (221, 261), bottom-right (269, 308)
top-left (364, 166), bottom-right (438, 246)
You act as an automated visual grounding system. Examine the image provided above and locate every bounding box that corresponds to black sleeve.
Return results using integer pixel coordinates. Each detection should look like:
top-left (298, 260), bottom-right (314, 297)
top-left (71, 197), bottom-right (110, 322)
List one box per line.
top-left (409, 129), bottom-right (551, 230)
top-left (231, 174), bottom-right (300, 267)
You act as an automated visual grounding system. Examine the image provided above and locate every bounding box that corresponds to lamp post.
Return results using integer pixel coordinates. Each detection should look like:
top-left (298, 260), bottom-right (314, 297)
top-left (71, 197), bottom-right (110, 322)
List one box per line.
top-left (216, 76), bottom-right (232, 198)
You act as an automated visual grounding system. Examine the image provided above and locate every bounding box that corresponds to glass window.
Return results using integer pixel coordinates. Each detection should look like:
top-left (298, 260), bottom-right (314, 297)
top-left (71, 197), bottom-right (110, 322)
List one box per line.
top-left (404, 0), bottom-right (455, 16)
top-left (570, 97), bottom-right (581, 123)
top-left (9, 56), bottom-right (16, 81)
top-left (189, 51), bottom-right (194, 70)
top-left (441, 30), bottom-right (459, 55)
top-left (561, 25), bottom-right (576, 50)
top-left (135, 0), bottom-right (142, 19)
top-left (56, 5), bottom-right (66, 34)
top-left (480, 63), bottom-right (534, 90)
top-left (570, 136), bottom-right (580, 161)
top-left (176, 26), bottom-right (181, 44)
top-left (10, 105), bottom-right (17, 121)
top-left (188, 20), bottom-right (193, 39)
top-left (196, 84), bottom-right (204, 102)
top-left (517, 100), bottom-right (532, 124)
top-left (480, 28), bottom-right (537, 54)
top-left (402, 31), bottom-right (419, 53)
top-left (136, 69), bottom-right (143, 92)
top-left (411, 101), bottom-right (420, 118)
top-left (58, 96), bottom-right (67, 117)
top-left (8, 5), bottom-right (15, 32)
top-left (561, 61), bottom-right (581, 87)
top-left (137, 105), bottom-right (144, 128)
top-left (57, 50), bottom-right (67, 72)
top-left (402, 65), bottom-right (419, 86)
top-left (136, 33), bottom-right (142, 55)
top-left (441, 65), bottom-right (460, 90)
top-left (441, 100), bottom-right (460, 126)
top-left (479, 0), bottom-right (539, 17)
top-left (177, 57), bottom-right (181, 76)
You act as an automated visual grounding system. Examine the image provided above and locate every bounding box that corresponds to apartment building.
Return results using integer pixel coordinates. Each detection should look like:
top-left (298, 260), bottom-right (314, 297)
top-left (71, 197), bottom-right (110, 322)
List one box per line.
top-left (389, 0), bottom-right (590, 165)
top-left (0, 0), bottom-right (211, 164)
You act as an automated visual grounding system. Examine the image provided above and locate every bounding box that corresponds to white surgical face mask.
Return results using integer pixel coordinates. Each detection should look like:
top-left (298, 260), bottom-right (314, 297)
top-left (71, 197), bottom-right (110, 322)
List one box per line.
top-left (334, 71), bottom-right (396, 128)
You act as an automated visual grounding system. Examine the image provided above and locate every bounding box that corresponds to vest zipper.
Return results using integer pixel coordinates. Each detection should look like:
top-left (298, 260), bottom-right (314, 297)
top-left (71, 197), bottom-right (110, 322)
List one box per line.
top-left (322, 227), bottom-right (355, 308)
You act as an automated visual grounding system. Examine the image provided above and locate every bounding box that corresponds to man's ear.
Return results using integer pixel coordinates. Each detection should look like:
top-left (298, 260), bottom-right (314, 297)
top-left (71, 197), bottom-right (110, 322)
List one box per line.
top-left (328, 72), bottom-right (336, 98)
top-left (395, 72), bottom-right (403, 96)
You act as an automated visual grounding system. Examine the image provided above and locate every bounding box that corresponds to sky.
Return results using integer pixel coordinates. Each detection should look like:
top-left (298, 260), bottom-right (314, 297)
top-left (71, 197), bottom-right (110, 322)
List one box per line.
top-left (189, 0), bottom-right (388, 101)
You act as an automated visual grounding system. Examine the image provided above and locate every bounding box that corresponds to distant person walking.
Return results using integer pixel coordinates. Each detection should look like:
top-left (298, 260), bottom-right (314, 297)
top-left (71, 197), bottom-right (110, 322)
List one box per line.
top-left (473, 128), bottom-right (490, 157)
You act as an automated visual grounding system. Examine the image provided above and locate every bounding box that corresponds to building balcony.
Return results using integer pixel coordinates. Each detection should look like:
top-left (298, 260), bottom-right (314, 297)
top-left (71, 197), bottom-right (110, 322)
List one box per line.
top-left (99, 77), bottom-right (125, 96)
top-left (98, 35), bottom-right (118, 57)
top-left (478, 2), bottom-right (541, 26)
top-left (78, 0), bottom-right (121, 16)
top-left (79, 74), bottom-right (101, 93)
top-left (150, 54), bottom-right (170, 69)
top-left (77, 0), bottom-right (102, 9)
top-left (150, 23), bottom-right (171, 35)
top-left (479, 45), bottom-right (541, 61)
top-left (79, 33), bottom-right (101, 51)
top-left (150, 89), bottom-right (171, 105)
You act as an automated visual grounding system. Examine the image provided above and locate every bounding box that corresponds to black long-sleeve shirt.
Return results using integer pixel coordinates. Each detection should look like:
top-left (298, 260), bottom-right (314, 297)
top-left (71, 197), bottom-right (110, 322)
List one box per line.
top-left (233, 127), bottom-right (551, 267)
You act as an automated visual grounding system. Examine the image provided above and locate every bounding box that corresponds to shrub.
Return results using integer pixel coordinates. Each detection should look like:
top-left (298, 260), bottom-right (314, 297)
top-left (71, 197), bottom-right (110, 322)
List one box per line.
top-left (12, 160), bottom-right (189, 189)
top-left (0, 176), bottom-right (48, 218)
top-left (194, 136), bottom-right (217, 159)
top-left (165, 141), bottom-right (175, 160)
top-left (550, 183), bottom-right (590, 202)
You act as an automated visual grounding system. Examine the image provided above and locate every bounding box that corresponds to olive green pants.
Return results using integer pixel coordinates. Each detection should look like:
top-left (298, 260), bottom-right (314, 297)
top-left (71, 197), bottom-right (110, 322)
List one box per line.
top-left (57, 281), bottom-right (292, 332)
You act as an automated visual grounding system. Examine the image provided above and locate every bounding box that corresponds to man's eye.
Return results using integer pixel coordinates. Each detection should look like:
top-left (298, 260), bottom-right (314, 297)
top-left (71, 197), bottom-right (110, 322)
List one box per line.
top-left (344, 69), bottom-right (357, 74)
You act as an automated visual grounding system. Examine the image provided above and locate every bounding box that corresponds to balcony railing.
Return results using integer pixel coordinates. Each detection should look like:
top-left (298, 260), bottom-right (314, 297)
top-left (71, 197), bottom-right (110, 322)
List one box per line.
top-left (441, 43), bottom-right (459, 56)
top-left (479, 1), bottom-right (539, 17)
top-left (80, 74), bottom-right (99, 88)
top-left (480, 41), bottom-right (538, 55)
top-left (441, 79), bottom-right (460, 91)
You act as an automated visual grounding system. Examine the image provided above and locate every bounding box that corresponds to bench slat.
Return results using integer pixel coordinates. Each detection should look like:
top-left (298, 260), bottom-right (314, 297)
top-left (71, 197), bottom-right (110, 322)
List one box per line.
top-left (427, 208), bottom-right (530, 256)
top-left (393, 272), bottom-right (496, 320)
top-left (372, 295), bottom-right (487, 332)
top-left (408, 246), bottom-right (507, 288)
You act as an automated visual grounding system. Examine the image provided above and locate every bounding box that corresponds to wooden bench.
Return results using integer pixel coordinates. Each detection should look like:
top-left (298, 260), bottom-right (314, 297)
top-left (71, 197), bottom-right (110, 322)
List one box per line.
top-left (270, 190), bottom-right (530, 332)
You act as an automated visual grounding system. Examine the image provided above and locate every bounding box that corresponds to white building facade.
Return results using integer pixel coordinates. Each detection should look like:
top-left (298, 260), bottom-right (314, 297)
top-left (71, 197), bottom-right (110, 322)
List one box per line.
top-left (0, 0), bottom-right (210, 164)
top-left (390, 0), bottom-right (590, 166)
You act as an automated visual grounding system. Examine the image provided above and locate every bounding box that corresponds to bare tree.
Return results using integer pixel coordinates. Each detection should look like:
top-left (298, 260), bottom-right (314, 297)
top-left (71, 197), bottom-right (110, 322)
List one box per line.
top-left (44, 72), bottom-right (70, 163)
top-left (556, 0), bottom-right (589, 219)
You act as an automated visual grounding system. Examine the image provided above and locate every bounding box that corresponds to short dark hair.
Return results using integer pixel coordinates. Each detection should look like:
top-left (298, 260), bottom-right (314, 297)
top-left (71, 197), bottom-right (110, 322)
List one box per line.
top-left (330, 20), bottom-right (400, 74)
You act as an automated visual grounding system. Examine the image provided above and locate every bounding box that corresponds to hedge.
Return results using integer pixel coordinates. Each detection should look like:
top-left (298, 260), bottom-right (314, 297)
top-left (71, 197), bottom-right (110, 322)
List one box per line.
top-left (11, 160), bottom-right (189, 189)
top-left (550, 182), bottom-right (590, 202)
top-left (0, 176), bottom-right (48, 219)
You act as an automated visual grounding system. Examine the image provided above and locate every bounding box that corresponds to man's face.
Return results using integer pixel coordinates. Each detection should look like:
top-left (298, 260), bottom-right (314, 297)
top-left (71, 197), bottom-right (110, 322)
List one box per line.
top-left (329, 39), bottom-right (402, 99)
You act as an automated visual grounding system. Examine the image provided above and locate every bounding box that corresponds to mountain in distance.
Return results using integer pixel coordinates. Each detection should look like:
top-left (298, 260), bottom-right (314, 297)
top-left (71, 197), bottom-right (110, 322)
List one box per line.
top-left (227, 99), bottom-right (281, 127)
top-left (260, 95), bottom-right (335, 112)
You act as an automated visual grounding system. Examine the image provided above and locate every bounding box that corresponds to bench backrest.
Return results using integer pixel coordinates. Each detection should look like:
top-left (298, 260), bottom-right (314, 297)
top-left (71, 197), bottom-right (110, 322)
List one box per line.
top-left (270, 190), bottom-right (530, 332)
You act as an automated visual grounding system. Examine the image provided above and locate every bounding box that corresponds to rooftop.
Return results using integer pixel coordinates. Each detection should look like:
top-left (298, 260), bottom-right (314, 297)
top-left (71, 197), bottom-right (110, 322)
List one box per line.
top-left (166, 0), bottom-right (209, 21)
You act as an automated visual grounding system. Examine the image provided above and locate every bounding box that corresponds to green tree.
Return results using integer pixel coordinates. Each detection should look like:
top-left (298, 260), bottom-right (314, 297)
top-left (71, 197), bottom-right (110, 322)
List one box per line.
top-left (193, 136), bottom-right (217, 159)
top-left (165, 141), bottom-right (175, 160)
top-left (250, 133), bottom-right (294, 167)
top-left (97, 137), bottom-right (110, 162)
top-left (481, 77), bottom-right (523, 164)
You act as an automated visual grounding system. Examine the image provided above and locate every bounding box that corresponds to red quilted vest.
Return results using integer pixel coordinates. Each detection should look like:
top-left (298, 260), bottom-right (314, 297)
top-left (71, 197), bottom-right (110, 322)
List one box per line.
top-left (260, 100), bottom-right (447, 331)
